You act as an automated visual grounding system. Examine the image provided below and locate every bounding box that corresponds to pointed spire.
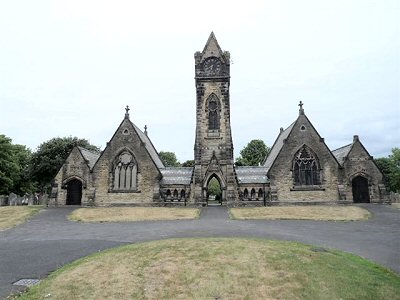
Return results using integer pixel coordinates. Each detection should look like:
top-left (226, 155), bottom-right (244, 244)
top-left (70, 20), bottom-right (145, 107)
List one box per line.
top-left (201, 31), bottom-right (225, 59)
top-left (298, 101), bottom-right (304, 115)
top-left (125, 105), bottom-right (130, 119)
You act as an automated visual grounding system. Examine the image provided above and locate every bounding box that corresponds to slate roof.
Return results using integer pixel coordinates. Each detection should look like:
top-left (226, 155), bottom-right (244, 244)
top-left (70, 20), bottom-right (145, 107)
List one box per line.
top-left (236, 166), bottom-right (269, 184)
top-left (160, 167), bottom-right (193, 185)
top-left (263, 122), bottom-right (295, 171)
top-left (132, 123), bottom-right (165, 169)
top-left (78, 147), bottom-right (101, 170)
top-left (332, 143), bottom-right (353, 166)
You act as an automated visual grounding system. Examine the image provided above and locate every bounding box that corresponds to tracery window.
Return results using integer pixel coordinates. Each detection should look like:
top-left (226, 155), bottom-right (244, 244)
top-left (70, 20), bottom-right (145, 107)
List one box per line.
top-left (207, 94), bottom-right (220, 130)
top-left (113, 151), bottom-right (137, 191)
top-left (293, 146), bottom-right (321, 186)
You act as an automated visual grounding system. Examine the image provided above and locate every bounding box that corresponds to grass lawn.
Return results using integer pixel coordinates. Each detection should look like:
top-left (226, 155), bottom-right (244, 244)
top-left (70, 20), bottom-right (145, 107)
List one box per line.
top-left (230, 205), bottom-right (371, 221)
top-left (391, 203), bottom-right (400, 209)
top-left (0, 206), bottom-right (42, 230)
top-left (69, 207), bottom-right (200, 222)
top-left (16, 238), bottom-right (400, 299)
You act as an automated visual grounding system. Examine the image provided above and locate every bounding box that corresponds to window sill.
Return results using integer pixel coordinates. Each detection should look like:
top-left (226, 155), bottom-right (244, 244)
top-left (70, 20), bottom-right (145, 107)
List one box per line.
top-left (290, 186), bottom-right (325, 191)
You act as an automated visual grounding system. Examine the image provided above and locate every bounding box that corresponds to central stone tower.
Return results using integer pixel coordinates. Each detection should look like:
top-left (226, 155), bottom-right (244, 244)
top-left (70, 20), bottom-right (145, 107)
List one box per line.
top-left (192, 32), bottom-right (238, 206)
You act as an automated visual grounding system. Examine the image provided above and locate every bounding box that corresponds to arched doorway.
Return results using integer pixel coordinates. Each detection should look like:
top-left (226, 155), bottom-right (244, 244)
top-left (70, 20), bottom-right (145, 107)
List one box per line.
top-left (66, 179), bottom-right (82, 205)
top-left (352, 176), bottom-right (370, 203)
top-left (206, 175), bottom-right (223, 206)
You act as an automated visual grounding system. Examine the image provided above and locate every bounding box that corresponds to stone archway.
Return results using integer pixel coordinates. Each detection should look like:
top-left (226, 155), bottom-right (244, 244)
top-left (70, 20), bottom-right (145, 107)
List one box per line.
top-left (66, 179), bottom-right (82, 205)
top-left (352, 176), bottom-right (370, 203)
top-left (204, 174), bottom-right (225, 206)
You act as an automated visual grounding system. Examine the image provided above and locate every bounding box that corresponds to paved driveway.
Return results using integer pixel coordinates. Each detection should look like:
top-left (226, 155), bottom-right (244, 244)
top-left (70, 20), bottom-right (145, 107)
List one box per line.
top-left (0, 204), bottom-right (399, 298)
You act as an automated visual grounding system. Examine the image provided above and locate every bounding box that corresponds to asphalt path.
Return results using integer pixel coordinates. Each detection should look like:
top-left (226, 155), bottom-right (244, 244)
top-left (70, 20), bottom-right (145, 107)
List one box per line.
top-left (0, 204), bottom-right (399, 299)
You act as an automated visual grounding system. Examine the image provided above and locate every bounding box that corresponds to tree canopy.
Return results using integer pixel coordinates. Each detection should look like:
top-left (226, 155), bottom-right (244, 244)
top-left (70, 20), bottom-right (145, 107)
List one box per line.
top-left (235, 139), bottom-right (270, 166)
top-left (375, 148), bottom-right (400, 193)
top-left (159, 151), bottom-right (181, 167)
top-left (182, 160), bottom-right (195, 167)
top-left (0, 134), bottom-right (34, 195)
top-left (30, 137), bottom-right (100, 191)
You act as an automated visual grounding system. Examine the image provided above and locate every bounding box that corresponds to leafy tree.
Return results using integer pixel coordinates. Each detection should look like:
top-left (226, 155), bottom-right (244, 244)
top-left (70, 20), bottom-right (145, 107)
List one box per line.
top-left (208, 177), bottom-right (222, 200)
top-left (0, 135), bottom-right (34, 195)
top-left (159, 151), bottom-right (181, 167)
top-left (30, 137), bottom-right (100, 191)
top-left (375, 148), bottom-right (400, 193)
top-left (182, 160), bottom-right (195, 167)
top-left (235, 139), bottom-right (270, 166)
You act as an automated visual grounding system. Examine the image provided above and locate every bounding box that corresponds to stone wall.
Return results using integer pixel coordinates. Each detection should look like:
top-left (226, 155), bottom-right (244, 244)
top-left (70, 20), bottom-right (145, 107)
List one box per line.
top-left (92, 118), bottom-right (161, 205)
top-left (342, 138), bottom-right (386, 203)
top-left (268, 114), bottom-right (340, 202)
top-left (51, 147), bottom-right (91, 206)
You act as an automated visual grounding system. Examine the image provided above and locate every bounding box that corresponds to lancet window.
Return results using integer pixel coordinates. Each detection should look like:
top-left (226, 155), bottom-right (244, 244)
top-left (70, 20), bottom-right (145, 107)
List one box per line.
top-left (207, 94), bottom-right (220, 130)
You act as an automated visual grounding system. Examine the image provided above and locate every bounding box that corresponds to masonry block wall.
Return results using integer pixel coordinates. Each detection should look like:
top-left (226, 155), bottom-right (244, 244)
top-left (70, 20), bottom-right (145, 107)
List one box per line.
top-left (268, 114), bottom-right (340, 202)
top-left (342, 138), bottom-right (386, 203)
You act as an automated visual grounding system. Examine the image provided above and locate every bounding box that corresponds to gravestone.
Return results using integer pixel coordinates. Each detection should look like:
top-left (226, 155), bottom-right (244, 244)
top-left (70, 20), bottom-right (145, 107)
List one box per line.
top-left (9, 193), bottom-right (18, 206)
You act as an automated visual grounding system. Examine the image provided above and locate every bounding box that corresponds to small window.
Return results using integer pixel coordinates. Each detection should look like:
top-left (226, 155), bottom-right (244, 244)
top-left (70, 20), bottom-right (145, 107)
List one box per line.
top-left (122, 128), bottom-right (130, 135)
top-left (300, 125), bottom-right (306, 131)
top-left (243, 188), bottom-right (249, 199)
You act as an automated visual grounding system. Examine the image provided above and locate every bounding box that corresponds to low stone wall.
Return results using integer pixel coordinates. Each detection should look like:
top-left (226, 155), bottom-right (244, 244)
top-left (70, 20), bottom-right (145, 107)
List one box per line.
top-left (389, 192), bottom-right (400, 203)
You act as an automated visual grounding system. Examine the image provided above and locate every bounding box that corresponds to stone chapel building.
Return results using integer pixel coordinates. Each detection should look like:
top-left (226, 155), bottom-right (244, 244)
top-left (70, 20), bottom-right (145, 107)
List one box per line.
top-left (50, 33), bottom-right (388, 207)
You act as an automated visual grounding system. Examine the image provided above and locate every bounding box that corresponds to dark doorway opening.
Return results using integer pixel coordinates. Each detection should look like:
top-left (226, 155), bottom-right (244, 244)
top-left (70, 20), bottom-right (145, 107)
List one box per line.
top-left (66, 179), bottom-right (82, 205)
top-left (352, 176), bottom-right (370, 203)
top-left (206, 175), bottom-right (223, 206)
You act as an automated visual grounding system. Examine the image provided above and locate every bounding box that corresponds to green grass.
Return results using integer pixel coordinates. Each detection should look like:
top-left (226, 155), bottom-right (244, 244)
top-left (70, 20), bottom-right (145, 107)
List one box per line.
top-left (15, 238), bottom-right (400, 300)
top-left (0, 206), bottom-right (42, 230)
top-left (68, 207), bottom-right (200, 222)
top-left (230, 206), bottom-right (371, 221)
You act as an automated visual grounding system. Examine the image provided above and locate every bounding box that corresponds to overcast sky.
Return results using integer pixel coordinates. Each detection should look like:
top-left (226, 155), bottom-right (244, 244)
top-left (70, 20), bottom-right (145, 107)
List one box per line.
top-left (1, 0), bottom-right (399, 162)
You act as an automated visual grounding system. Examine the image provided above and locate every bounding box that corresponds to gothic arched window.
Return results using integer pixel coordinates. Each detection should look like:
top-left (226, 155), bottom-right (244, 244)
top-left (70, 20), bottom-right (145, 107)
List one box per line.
top-left (113, 151), bottom-right (137, 191)
top-left (243, 188), bottom-right (249, 199)
top-left (293, 146), bottom-right (321, 186)
top-left (258, 188), bottom-right (263, 199)
top-left (207, 94), bottom-right (220, 130)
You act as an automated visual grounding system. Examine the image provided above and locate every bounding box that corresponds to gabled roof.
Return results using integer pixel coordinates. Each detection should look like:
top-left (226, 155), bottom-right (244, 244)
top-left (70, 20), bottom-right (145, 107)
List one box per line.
top-left (131, 123), bottom-right (165, 169)
top-left (263, 122), bottom-right (295, 171)
top-left (236, 166), bottom-right (269, 184)
top-left (77, 146), bottom-right (101, 170)
top-left (332, 143), bottom-right (353, 166)
top-left (160, 167), bottom-right (193, 185)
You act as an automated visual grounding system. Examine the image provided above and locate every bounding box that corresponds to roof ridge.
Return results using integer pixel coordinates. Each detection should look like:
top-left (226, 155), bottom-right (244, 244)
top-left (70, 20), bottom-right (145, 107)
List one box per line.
top-left (332, 143), bottom-right (353, 152)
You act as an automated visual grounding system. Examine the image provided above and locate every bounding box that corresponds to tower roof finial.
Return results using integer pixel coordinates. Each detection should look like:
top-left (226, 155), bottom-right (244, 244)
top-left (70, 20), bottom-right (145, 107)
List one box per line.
top-left (298, 101), bottom-right (304, 115)
top-left (125, 105), bottom-right (130, 119)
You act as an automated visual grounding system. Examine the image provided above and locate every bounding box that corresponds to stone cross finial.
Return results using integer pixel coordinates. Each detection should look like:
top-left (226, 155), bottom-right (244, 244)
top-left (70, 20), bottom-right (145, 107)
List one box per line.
top-left (144, 125), bottom-right (148, 136)
top-left (298, 101), bottom-right (304, 115)
top-left (125, 105), bottom-right (130, 119)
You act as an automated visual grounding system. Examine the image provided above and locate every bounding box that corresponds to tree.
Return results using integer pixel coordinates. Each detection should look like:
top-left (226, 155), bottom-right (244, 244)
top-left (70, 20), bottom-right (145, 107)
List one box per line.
top-left (207, 177), bottom-right (222, 201)
top-left (235, 139), bottom-right (270, 166)
top-left (30, 137), bottom-right (100, 191)
top-left (375, 148), bottom-right (400, 193)
top-left (182, 160), bottom-right (195, 167)
top-left (0, 134), bottom-right (34, 195)
top-left (159, 151), bottom-right (181, 167)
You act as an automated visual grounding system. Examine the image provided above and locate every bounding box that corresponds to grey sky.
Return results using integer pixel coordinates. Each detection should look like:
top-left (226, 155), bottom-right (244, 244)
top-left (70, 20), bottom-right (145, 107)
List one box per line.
top-left (1, 0), bottom-right (399, 162)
